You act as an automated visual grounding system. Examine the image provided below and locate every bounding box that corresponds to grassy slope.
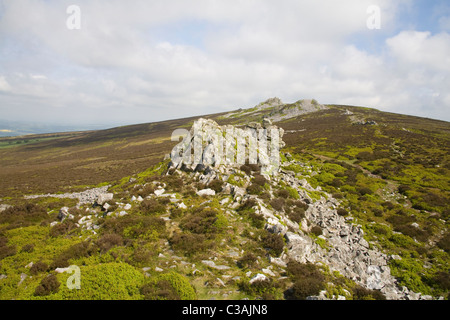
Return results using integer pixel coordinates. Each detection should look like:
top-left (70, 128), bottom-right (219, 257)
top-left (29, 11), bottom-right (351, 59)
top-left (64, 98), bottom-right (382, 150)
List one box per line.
top-left (0, 102), bottom-right (448, 299)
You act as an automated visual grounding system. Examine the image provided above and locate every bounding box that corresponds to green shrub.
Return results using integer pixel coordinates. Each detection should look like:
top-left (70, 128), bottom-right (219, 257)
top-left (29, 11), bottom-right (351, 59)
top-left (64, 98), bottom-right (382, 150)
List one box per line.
top-left (261, 232), bottom-right (284, 256)
top-left (181, 209), bottom-right (219, 235)
top-left (96, 234), bottom-right (124, 253)
top-left (51, 241), bottom-right (93, 268)
top-left (0, 236), bottom-right (16, 260)
top-left (103, 215), bottom-right (166, 241)
top-left (336, 208), bottom-right (348, 217)
top-left (270, 198), bottom-right (285, 211)
top-left (437, 232), bottom-right (450, 252)
top-left (276, 189), bottom-right (290, 199)
top-left (30, 261), bottom-right (49, 275)
top-left (285, 261), bottom-right (325, 300)
top-left (311, 226), bottom-right (323, 236)
top-left (52, 262), bottom-right (145, 300)
top-left (49, 220), bottom-right (78, 237)
top-left (140, 198), bottom-right (166, 215)
top-left (141, 279), bottom-right (180, 300)
top-left (287, 206), bottom-right (305, 223)
top-left (152, 272), bottom-right (196, 300)
top-left (237, 252), bottom-right (257, 269)
top-left (352, 285), bottom-right (386, 300)
top-left (34, 274), bottom-right (60, 296)
top-left (208, 179), bottom-right (224, 193)
top-left (239, 277), bottom-right (281, 299)
top-left (169, 232), bottom-right (210, 256)
top-left (240, 164), bottom-right (252, 175)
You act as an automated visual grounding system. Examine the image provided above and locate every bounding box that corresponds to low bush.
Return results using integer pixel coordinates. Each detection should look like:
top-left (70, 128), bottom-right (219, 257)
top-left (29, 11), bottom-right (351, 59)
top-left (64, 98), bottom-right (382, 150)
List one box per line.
top-left (311, 225), bottom-right (323, 236)
top-left (34, 274), bottom-right (60, 296)
top-left (357, 186), bottom-right (373, 196)
top-left (240, 164), bottom-right (252, 175)
top-left (237, 252), bottom-right (257, 269)
top-left (140, 198), bottom-right (166, 215)
top-left (0, 235), bottom-right (16, 260)
top-left (0, 203), bottom-right (49, 228)
top-left (141, 279), bottom-right (180, 300)
top-left (352, 285), bottom-right (386, 300)
top-left (437, 232), bottom-right (450, 252)
top-left (247, 183), bottom-right (263, 195)
top-left (285, 261), bottom-right (325, 300)
top-left (96, 234), bottom-right (124, 253)
top-left (169, 232), bottom-right (211, 256)
top-left (49, 220), bottom-right (78, 237)
top-left (336, 208), bottom-right (348, 217)
top-left (51, 241), bottom-right (93, 268)
top-left (270, 198), bottom-right (285, 212)
top-left (252, 175), bottom-right (267, 186)
top-left (287, 206), bottom-right (305, 223)
top-left (103, 215), bottom-right (166, 241)
top-left (30, 261), bottom-right (49, 275)
top-left (261, 232), bottom-right (284, 256)
top-left (238, 198), bottom-right (257, 212)
top-left (276, 189), bottom-right (290, 199)
top-left (208, 179), bottom-right (224, 193)
top-left (54, 262), bottom-right (144, 299)
top-left (141, 272), bottom-right (196, 300)
top-left (239, 277), bottom-right (281, 299)
top-left (181, 209), bottom-right (219, 235)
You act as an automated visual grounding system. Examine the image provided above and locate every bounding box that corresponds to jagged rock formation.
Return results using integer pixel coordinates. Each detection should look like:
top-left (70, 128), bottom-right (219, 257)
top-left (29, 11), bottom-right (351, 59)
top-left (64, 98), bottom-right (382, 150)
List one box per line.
top-left (169, 117), bottom-right (285, 176)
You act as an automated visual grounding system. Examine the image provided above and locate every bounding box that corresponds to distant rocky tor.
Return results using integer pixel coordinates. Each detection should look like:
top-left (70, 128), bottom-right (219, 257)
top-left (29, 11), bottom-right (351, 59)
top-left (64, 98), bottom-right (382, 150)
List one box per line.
top-left (222, 97), bottom-right (327, 123)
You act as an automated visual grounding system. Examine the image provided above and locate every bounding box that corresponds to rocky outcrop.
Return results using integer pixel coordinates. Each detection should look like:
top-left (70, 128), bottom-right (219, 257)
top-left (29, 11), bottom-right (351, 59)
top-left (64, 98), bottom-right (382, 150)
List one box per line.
top-left (169, 118), bottom-right (285, 176)
top-left (167, 118), bottom-right (430, 300)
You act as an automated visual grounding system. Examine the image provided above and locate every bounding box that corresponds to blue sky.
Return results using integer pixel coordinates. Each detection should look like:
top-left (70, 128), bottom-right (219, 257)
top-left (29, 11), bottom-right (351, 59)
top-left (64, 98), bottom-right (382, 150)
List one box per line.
top-left (0, 0), bottom-right (449, 131)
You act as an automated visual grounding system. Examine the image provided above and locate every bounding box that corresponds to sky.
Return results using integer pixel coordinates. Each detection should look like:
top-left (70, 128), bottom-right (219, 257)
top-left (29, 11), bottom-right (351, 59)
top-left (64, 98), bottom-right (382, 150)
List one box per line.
top-left (0, 0), bottom-right (449, 130)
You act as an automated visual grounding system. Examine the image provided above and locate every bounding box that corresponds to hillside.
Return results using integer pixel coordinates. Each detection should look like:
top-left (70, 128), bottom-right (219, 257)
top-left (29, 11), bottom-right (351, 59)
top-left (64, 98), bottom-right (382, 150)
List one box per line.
top-left (0, 98), bottom-right (448, 300)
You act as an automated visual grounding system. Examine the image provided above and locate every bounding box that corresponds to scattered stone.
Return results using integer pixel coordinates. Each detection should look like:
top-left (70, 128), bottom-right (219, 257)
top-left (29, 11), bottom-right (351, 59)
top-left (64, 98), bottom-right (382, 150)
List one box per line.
top-left (58, 207), bottom-right (69, 221)
top-left (97, 193), bottom-right (114, 205)
top-left (196, 188), bottom-right (216, 197)
top-left (0, 204), bottom-right (12, 212)
top-left (249, 273), bottom-right (267, 284)
top-left (201, 260), bottom-right (230, 270)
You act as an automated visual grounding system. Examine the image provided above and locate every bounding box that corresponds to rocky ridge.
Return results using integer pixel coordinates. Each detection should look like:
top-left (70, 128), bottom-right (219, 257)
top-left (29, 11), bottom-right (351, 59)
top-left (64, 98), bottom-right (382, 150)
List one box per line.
top-left (165, 118), bottom-right (431, 300)
top-left (25, 118), bottom-right (435, 300)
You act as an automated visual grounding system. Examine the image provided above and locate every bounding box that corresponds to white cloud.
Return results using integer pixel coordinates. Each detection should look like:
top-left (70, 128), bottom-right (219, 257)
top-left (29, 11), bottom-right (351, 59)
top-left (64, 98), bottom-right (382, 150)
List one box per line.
top-left (0, 0), bottom-right (448, 125)
top-left (0, 76), bottom-right (12, 92)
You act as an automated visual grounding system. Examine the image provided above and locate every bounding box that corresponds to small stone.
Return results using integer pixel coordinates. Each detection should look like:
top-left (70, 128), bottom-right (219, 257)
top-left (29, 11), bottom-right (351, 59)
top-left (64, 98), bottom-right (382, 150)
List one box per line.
top-left (196, 188), bottom-right (216, 196)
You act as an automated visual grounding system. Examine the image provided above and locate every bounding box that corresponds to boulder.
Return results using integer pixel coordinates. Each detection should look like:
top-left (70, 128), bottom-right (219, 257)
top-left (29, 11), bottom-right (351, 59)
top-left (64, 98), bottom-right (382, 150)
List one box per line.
top-left (196, 188), bottom-right (216, 197)
top-left (57, 207), bottom-right (69, 221)
top-left (96, 193), bottom-right (113, 205)
top-left (249, 273), bottom-right (268, 284)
